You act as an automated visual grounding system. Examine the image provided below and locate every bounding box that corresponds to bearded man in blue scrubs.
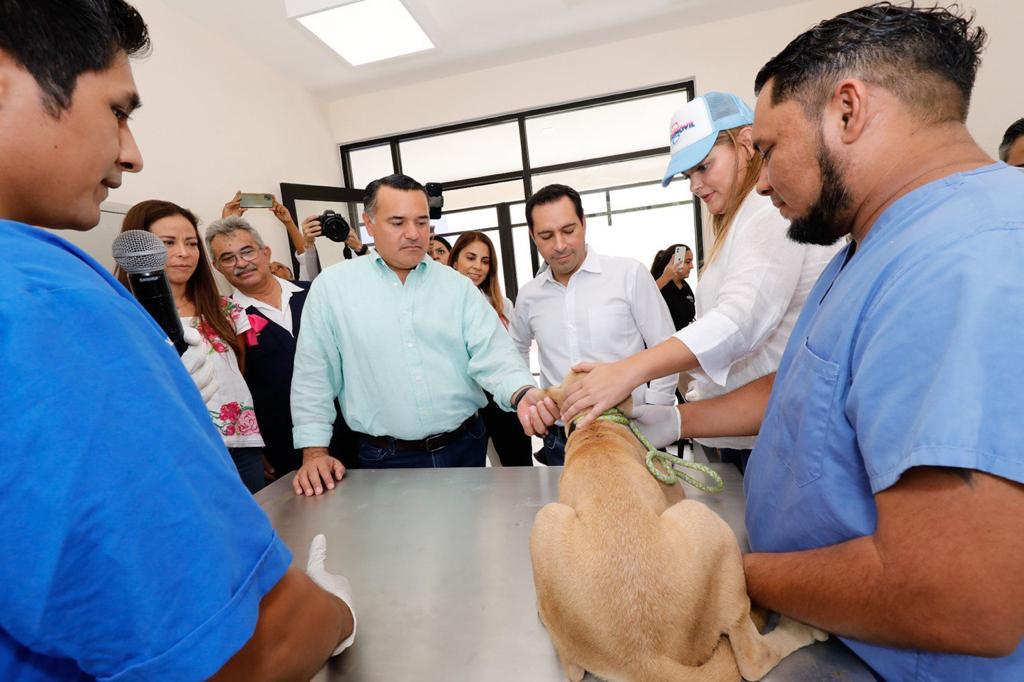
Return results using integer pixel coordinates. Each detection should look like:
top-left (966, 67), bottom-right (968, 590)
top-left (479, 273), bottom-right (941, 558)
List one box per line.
top-left (560, 3), bottom-right (1024, 679)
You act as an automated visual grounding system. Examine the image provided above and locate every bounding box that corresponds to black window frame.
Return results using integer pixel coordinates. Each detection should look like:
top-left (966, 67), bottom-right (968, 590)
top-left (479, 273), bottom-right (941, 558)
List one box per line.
top-left (336, 80), bottom-right (701, 300)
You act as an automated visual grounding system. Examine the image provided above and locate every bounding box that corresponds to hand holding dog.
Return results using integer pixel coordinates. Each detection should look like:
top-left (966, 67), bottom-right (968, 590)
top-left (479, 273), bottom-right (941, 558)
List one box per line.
top-left (561, 360), bottom-right (641, 428)
top-left (516, 387), bottom-right (558, 436)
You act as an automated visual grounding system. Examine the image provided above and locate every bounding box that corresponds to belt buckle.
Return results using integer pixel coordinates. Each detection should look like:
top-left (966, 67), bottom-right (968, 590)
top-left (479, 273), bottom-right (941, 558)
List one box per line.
top-left (425, 433), bottom-right (445, 452)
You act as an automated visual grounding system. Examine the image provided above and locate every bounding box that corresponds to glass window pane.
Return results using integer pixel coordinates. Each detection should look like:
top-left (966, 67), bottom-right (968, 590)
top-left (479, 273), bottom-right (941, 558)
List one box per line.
top-left (609, 181), bottom-right (692, 211)
top-left (512, 225), bottom-right (535, 293)
top-left (532, 154), bottom-right (670, 195)
top-left (441, 180), bottom-right (525, 211)
top-left (586, 204), bottom-right (697, 287)
top-left (510, 201), bottom-right (526, 227)
top-left (348, 144), bottom-right (393, 191)
top-left (400, 122), bottom-right (522, 184)
top-left (525, 91), bottom-right (688, 168)
top-left (439, 207), bottom-right (499, 233)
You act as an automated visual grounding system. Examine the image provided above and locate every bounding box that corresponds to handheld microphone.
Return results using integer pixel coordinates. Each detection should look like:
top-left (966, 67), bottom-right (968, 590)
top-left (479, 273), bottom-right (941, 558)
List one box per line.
top-left (112, 230), bottom-right (189, 355)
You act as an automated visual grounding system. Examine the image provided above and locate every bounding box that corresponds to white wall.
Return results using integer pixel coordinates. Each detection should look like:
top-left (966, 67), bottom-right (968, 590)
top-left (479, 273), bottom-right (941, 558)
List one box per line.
top-left (325, 0), bottom-right (1022, 160)
top-left (90, 0), bottom-right (342, 270)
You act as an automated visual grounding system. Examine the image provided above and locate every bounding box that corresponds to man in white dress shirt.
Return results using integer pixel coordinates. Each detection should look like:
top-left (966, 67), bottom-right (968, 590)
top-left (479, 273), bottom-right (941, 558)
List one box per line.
top-left (509, 184), bottom-right (679, 465)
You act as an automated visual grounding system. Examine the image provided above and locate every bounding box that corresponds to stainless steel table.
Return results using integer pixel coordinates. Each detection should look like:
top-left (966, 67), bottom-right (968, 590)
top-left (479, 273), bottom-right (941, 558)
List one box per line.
top-left (256, 465), bottom-right (874, 681)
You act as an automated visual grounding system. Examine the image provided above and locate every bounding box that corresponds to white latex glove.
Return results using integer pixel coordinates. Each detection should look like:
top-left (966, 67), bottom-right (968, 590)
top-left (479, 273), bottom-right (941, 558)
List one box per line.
top-left (180, 327), bottom-right (218, 404)
top-left (306, 534), bottom-right (357, 655)
top-left (626, 404), bottom-right (682, 450)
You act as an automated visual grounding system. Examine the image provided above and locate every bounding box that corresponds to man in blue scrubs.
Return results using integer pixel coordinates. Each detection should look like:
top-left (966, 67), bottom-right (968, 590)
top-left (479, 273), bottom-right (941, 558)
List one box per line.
top-left (559, 3), bottom-right (1024, 678)
top-left (711, 4), bottom-right (1023, 679)
top-left (0, 2), bottom-right (353, 678)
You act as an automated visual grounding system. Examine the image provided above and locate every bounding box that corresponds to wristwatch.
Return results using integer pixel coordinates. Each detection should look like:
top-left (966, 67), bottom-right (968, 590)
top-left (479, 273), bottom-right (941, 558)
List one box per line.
top-left (511, 385), bottom-right (533, 410)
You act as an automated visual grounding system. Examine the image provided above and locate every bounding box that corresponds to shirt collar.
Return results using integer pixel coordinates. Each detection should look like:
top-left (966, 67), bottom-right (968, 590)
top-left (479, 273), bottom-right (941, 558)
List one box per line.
top-left (231, 275), bottom-right (299, 310)
top-left (539, 245), bottom-right (599, 286)
top-left (579, 245), bottom-right (602, 274)
top-left (371, 250), bottom-right (430, 279)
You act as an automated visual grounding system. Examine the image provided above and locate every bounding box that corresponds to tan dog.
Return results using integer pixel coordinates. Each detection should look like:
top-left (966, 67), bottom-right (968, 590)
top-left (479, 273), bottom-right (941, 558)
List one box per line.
top-left (530, 372), bottom-right (827, 681)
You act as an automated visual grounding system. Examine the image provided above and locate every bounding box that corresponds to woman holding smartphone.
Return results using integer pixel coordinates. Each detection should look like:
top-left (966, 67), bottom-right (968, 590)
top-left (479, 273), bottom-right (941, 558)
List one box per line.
top-left (561, 92), bottom-right (842, 473)
top-left (449, 231), bottom-right (533, 466)
top-left (651, 243), bottom-right (696, 331)
top-left (115, 200), bottom-right (267, 492)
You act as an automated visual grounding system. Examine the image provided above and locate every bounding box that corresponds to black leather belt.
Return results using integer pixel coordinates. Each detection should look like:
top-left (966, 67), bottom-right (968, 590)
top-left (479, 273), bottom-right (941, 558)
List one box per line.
top-left (362, 413), bottom-right (479, 452)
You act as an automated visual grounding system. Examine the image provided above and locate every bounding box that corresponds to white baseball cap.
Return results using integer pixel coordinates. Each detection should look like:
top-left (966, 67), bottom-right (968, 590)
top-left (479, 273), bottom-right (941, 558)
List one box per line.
top-left (662, 92), bottom-right (755, 187)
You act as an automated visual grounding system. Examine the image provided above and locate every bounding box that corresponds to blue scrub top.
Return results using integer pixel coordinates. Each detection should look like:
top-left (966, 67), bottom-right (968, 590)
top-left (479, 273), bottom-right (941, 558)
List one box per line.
top-left (0, 222), bottom-right (292, 680)
top-left (745, 163), bottom-right (1024, 680)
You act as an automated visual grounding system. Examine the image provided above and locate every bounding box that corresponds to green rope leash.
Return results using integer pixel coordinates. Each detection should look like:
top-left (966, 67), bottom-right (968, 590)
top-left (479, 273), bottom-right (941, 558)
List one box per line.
top-left (573, 409), bottom-right (724, 494)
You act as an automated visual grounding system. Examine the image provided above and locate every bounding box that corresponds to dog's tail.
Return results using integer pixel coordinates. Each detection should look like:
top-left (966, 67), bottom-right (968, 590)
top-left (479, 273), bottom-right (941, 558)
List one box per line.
top-left (642, 637), bottom-right (740, 682)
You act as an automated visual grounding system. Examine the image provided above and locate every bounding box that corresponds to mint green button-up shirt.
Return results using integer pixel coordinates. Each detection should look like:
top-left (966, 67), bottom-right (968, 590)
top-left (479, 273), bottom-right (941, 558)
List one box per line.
top-left (291, 253), bottom-right (534, 445)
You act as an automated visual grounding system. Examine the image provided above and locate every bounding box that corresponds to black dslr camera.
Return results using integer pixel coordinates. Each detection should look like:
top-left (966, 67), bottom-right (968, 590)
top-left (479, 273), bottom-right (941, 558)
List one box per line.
top-left (425, 182), bottom-right (444, 220)
top-left (318, 210), bottom-right (351, 242)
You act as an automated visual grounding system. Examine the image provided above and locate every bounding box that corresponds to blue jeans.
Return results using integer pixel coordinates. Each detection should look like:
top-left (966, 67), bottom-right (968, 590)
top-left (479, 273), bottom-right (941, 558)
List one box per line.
top-left (357, 415), bottom-right (488, 469)
top-left (229, 446), bottom-right (265, 494)
top-left (541, 428), bottom-right (567, 466)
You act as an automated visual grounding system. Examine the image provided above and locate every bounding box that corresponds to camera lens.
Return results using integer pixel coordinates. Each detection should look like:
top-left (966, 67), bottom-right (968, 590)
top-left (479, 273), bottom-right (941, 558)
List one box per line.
top-left (319, 210), bottom-right (351, 243)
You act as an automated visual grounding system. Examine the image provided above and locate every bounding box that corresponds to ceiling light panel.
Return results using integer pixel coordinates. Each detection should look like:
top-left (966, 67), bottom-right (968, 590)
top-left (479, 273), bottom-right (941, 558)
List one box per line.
top-left (295, 0), bottom-right (434, 66)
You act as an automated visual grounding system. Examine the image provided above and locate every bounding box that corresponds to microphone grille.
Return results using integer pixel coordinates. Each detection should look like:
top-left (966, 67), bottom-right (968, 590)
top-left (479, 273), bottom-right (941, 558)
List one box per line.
top-left (112, 229), bottom-right (168, 274)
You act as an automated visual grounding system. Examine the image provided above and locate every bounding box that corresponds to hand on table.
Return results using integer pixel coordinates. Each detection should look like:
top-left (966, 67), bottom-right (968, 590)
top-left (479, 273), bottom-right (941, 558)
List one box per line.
top-left (293, 448), bottom-right (345, 496)
top-left (306, 534), bottom-right (357, 655)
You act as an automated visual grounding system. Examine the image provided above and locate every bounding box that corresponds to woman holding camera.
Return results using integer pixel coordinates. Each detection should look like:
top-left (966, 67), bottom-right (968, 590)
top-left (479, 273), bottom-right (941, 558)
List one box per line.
top-left (449, 231), bottom-right (533, 466)
top-left (115, 200), bottom-right (267, 493)
top-left (561, 92), bottom-right (842, 473)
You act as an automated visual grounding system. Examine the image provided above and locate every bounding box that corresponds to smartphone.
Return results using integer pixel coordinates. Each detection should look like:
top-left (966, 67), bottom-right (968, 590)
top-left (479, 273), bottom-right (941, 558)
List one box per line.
top-left (239, 193), bottom-right (274, 209)
top-left (673, 245), bottom-right (685, 265)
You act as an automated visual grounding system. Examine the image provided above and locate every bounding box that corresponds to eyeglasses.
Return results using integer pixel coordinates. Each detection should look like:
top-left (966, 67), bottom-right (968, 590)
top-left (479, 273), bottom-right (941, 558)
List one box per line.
top-left (217, 247), bottom-right (260, 268)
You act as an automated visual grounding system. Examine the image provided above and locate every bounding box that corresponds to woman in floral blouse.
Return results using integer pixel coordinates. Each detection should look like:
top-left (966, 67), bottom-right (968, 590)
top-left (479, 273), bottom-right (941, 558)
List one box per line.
top-left (115, 200), bottom-right (266, 493)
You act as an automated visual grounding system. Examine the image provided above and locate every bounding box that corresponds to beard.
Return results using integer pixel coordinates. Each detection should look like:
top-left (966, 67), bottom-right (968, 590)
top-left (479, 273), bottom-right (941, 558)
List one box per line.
top-left (787, 143), bottom-right (852, 246)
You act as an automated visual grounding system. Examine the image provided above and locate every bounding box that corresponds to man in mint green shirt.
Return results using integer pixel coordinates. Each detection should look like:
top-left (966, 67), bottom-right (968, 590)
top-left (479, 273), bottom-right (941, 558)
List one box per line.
top-left (291, 174), bottom-right (557, 495)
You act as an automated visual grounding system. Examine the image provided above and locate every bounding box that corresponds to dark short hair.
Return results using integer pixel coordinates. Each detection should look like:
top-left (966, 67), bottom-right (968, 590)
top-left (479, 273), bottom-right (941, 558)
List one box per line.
top-left (999, 118), bottom-right (1024, 162)
top-left (754, 2), bottom-right (986, 123)
top-left (364, 174), bottom-right (428, 217)
top-left (429, 234), bottom-right (452, 251)
top-left (0, 0), bottom-right (150, 116)
top-left (525, 184), bottom-right (584, 231)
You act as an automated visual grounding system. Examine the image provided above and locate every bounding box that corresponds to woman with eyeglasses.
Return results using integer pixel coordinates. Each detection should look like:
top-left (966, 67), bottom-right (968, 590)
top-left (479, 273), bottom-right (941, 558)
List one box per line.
top-left (115, 200), bottom-right (266, 493)
top-left (560, 92), bottom-right (842, 473)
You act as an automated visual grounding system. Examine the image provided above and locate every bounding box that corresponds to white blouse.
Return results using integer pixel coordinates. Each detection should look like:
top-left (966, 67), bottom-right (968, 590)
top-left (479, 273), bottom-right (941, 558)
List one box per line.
top-left (181, 297), bottom-right (265, 449)
top-left (675, 190), bottom-right (843, 449)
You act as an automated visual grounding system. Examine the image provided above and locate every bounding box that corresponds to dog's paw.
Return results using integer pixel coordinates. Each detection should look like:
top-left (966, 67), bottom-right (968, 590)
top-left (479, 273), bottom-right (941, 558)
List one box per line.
top-left (810, 626), bottom-right (830, 642)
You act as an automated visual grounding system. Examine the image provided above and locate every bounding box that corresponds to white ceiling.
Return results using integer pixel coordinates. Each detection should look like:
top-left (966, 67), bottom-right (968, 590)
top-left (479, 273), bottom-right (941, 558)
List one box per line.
top-left (162, 0), bottom-right (805, 99)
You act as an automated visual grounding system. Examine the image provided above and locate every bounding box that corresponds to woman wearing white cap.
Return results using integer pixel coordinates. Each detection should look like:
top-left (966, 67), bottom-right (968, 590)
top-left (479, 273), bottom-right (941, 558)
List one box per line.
top-left (560, 91), bottom-right (842, 473)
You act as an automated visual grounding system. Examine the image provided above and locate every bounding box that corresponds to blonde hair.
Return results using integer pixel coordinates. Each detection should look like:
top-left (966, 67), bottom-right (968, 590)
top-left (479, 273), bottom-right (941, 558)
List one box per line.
top-left (701, 127), bottom-right (764, 271)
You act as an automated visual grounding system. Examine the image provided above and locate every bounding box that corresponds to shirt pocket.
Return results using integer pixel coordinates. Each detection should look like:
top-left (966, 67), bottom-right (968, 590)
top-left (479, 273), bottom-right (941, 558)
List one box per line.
top-left (773, 339), bottom-right (841, 486)
top-left (585, 301), bottom-right (633, 350)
